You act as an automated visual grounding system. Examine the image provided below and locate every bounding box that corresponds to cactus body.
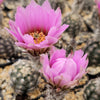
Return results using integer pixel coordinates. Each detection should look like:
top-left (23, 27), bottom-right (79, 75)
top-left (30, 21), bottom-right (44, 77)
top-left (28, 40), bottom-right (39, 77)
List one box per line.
top-left (10, 60), bottom-right (40, 95)
top-left (0, 36), bottom-right (15, 59)
top-left (83, 78), bottom-right (100, 100)
top-left (63, 13), bottom-right (82, 38)
top-left (85, 41), bottom-right (100, 66)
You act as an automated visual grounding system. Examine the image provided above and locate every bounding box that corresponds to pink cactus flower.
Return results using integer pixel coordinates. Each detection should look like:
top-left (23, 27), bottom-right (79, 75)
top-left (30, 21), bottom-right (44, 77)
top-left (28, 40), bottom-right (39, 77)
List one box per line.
top-left (6, 0), bottom-right (69, 56)
top-left (40, 47), bottom-right (88, 89)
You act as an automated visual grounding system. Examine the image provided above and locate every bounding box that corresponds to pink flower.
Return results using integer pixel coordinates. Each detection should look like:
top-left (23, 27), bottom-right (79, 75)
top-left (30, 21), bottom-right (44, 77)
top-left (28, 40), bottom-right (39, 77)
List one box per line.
top-left (6, 0), bottom-right (69, 56)
top-left (40, 47), bottom-right (88, 88)
top-left (95, 0), bottom-right (100, 15)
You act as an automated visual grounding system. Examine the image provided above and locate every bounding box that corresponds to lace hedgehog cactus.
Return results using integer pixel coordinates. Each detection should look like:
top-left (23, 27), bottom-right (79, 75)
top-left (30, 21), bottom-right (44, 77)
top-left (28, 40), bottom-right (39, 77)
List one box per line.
top-left (92, 9), bottom-right (99, 28)
top-left (49, 0), bottom-right (65, 13)
top-left (0, 35), bottom-right (30, 63)
top-left (73, 0), bottom-right (94, 14)
top-left (84, 41), bottom-right (100, 66)
top-left (63, 13), bottom-right (82, 38)
top-left (83, 78), bottom-right (100, 100)
top-left (0, 36), bottom-right (15, 59)
top-left (10, 60), bottom-right (40, 95)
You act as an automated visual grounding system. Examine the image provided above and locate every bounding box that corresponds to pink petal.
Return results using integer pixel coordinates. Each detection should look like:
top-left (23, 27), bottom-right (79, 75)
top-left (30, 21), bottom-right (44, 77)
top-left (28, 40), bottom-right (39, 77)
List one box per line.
top-left (49, 46), bottom-right (57, 56)
top-left (78, 54), bottom-right (88, 69)
top-left (23, 34), bottom-right (34, 44)
top-left (7, 20), bottom-right (24, 42)
top-left (15, 42), bottom-right (31, 49)
top-left (40, 54), bottom-right (53, 80)
top-left (55, 8), bottom-right (62, 27)
top-left (39, 36), bottom-right (58, 48)
top-left (63, 59), bottom-right (77, 80)
top-left (72, 50), bottom-right (84, 62)
top-left (54, 24), bottom-right (69, 38)
top-left (73, 69), bottom-right (86, 80)
top-left (15, 7), bottom-right (29, 34)
top-left (50, 49), bottom-right (66, 66)
top-left (54, 73), bottom-right (71, 87)
top-left (42, 0), bottom-right (52, 11)
top-left (59, 74), bottom-right (72, 87)
top-left (51, 58), bottom-right (66, 75)
top-left (48, 26), bottom-right (57, 36)
top-left (48, 24), bottom-right (69, 38)
top-left (26, 2), bottom-right (44, 31)
top-left (76, 54), bottom-right (88, 74)
top-left (42, 1), bottom-right (61, 30)
top-left (15, 42), bottom-right (38, 49)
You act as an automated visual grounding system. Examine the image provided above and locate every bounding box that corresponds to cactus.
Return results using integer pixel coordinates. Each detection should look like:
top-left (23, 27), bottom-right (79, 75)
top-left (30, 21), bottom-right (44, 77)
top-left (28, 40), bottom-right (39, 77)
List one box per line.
top-left (83, 78), bottom-right (100, 100)
top-left (49, 0), bottom-right (65, 13)
top-left (92, 9), bottom-right (99, 28)
top-left (63, 12), bottom-right (82, 38)
top-left (84, 41), bottom-right (100, 66)
top-left (0, 36), bottom-right (15, 59)
top-left (10, 60), bottom-right (40, 95)
top-left (0, 29), bottom-right (32, 63)
top-left (72, 0), bottom-right (94, 14)
top-left (81, 0), bottom-right (94, 13)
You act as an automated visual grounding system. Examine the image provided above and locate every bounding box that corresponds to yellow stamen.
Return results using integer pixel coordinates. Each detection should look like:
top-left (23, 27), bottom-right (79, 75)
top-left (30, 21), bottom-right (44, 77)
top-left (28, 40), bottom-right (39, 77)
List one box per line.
top-left (29, 31), bottom-right (45, 44)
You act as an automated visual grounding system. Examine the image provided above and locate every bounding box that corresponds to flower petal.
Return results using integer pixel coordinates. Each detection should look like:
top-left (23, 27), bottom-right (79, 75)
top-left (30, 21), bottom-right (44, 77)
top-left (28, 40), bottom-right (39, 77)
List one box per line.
top-left (23, 34), bottom-right (34, 44)
top-left (54, 73), bottom-right (72, 87)
top-left (48, 24), bottom-right (69, 38)
top-left (39, 36), bottom-right (58, 48)
top-left (78, 54), bottom-right (88, 69)
top-left (72, 50), bottom-right (84, 62)
top-left (63, 59), bottom-right (77, 79)
top-left (55, 8), bottom-right (62, 27)
top-left (42, 0), bottom-right (52, 10)
top-left (7, 20), bottom-right (24, 42)
top-left (51, 58), bottom-right (66, 75)
top-left (50, 49), bottom-right (66, 66)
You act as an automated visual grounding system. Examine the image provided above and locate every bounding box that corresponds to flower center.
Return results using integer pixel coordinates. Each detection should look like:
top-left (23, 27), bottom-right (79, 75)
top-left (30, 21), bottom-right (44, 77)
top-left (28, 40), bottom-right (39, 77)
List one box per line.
top-left (29, 31), bottom-right (46, 44)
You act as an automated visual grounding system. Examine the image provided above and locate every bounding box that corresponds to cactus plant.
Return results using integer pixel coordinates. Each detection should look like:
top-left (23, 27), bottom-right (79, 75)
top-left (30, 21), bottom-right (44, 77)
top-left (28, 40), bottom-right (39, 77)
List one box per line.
top-left (0, 36), bottom-right (15, 59)
top-left (83, 78), bottom-right (100, 100)
top-left (10, 60), bottom-right (40, 95)
top-left (92, 9), bottom-right (99, 28)
top-left (49, 0), bottom-right (65, 13)
top-left (84, 41), bottom-right (100, 66)
top-left (72, 0), bottom-right (94, 14)
top-left (63, 12), bottom-right (82, 38)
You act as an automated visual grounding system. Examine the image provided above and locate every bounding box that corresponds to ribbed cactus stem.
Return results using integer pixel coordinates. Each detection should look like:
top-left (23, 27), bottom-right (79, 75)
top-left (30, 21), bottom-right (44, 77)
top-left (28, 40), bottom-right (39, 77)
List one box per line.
top-left (10, 60), bottom-right (41, 95)
top-left (72, 0), bottom-right (85, 14)
top-left (83, 78), bottom-right (100, 100)
top-left (94, 15), bottom-right (100, 41)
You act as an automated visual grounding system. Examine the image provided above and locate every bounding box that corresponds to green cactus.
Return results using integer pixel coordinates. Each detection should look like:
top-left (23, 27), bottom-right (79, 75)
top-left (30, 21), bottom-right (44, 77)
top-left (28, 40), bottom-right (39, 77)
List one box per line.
top-left (49, 0), bottom-right (65, 13)
top-left (81, 0), bottom-right (94, 13)
top-left (0, 36), bottom-right (15, 59)
top-left (83, 78), bottom-right (100, 100)
top-left (92, 10), bottom-right (99, 27)
top-left (72, 0), bottom-right (94, 14)
top-left (63, 13), bottom-right (82, 38)
top-left (10, 60), bottom-right (40, 95)
top-left (84, 41), bottom-right (100, 66)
